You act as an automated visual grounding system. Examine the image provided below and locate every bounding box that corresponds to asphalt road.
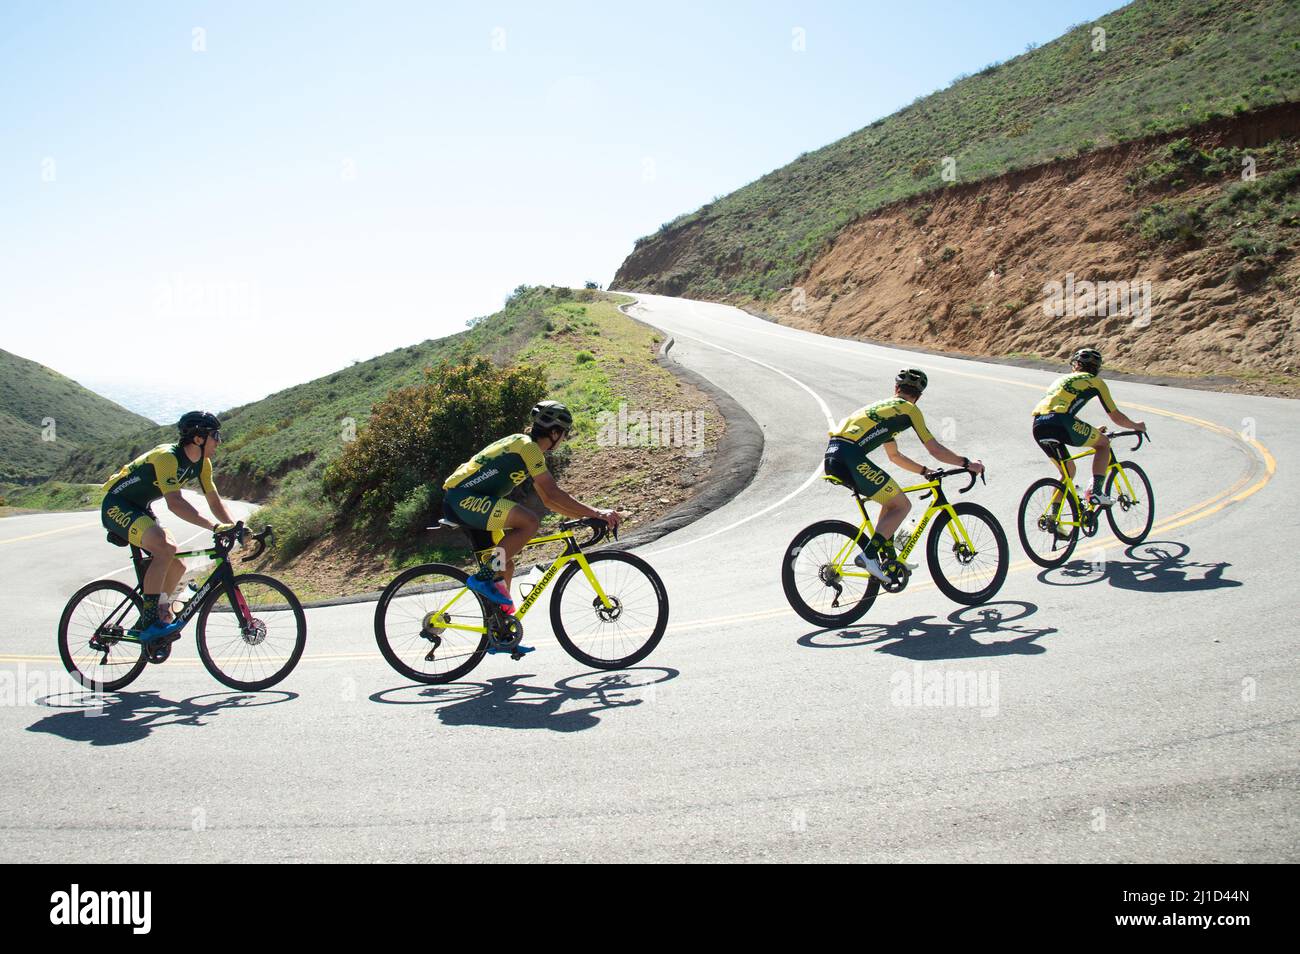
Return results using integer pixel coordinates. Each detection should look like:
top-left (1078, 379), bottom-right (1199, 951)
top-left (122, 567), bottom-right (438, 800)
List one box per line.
top-left (1, 293), bottom-right (1295, 862)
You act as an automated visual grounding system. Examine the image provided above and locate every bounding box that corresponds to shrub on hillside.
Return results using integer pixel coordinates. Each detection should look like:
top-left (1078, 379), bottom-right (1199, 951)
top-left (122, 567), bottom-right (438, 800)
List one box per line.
top-left (248, 478), bottom-right (332, 560)
top-left (322, 357), bottom-right (547, 529)
top-left (1133, 202), bottom-right (1205, 244)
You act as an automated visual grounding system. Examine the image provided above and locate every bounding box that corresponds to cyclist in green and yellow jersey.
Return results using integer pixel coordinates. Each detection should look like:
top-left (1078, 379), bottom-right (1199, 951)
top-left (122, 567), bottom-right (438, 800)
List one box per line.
top-left (826, 369), bottom-right (985, 584)
top-left (442, 400), bottom-right (621, 633)
top-left (100, 410), bottom-right (239, 641)
top-left (1031, 348), bottom-right (1145, 507)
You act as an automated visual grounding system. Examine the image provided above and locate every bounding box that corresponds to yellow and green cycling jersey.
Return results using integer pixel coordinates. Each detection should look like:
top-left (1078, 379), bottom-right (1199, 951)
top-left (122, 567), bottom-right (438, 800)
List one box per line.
top-left (100, 442), bottom-right (216, 545)
top-left (1032, 372), bottom-right (1117, 418)
top-left (443, 433), bottom-right (548, 498)
top-left (442, 433), bottom-right (550, 538)
top-left (102, 443), bottom-right (215, 508)
top-left (829, 398), bottom-right (934, 453)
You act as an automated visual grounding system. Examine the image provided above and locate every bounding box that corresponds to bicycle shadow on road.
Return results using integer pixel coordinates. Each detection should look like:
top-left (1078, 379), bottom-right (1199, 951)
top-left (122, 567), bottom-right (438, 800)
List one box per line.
top-left (368, 667), bottom-right (678, 732)
top-left (797, 601), bottom-right (1056, 661)
top-left (25, 689), bottom-right (297, 747)
top-left (1037, 539), bottom-right (1242, 593)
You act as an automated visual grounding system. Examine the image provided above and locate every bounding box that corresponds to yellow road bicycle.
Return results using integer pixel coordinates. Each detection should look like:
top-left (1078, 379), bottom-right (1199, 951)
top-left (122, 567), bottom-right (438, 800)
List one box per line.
top-left (782, 466), bottom-right (1009, 628)
top-left (374, 517), bottom-right (669, 683)
top-left (1017, 428), bottom-right (1154, 568)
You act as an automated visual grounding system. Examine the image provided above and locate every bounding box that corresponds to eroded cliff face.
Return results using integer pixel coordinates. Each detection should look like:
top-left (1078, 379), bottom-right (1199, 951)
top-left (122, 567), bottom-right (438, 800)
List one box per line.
top-left (619, 104), bottom-right (1300, 393)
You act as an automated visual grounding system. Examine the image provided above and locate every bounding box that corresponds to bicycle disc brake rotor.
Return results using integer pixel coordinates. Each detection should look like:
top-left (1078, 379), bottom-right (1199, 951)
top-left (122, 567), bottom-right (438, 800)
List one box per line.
top-left (242, 618), bottom-right (268, 646)
top-left (951, 542), bottom-right (976, 565)
top-left (592, 594), bottom-right (622, 622)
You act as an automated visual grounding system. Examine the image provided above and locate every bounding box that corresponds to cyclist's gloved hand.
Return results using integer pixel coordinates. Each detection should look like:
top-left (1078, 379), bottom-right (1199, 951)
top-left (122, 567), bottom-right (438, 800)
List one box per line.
top-left (922, 468), bottom-right (942, 481)
top-left (214, 522), bottom-right (246, 543)
top-left (599, 509), bottom-right (622, 530)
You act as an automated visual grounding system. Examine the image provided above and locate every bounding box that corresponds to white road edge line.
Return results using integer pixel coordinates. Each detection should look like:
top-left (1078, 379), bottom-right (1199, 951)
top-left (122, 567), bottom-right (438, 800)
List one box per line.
top-left (639, 299), bottom-right (836, 557)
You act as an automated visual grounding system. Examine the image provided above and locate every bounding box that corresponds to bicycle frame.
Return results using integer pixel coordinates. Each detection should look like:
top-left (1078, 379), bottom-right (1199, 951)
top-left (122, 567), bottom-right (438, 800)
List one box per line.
top-left (98, 524), bottom-right (267, 644)
top-left (823, 474), bottom-right (979, 580)
top-left (428, 526), bottom-right (616, 637)
top-left (1042, 446), bottom-right (1142, 530)
top-left (96, 545), bottom-right (241, 642)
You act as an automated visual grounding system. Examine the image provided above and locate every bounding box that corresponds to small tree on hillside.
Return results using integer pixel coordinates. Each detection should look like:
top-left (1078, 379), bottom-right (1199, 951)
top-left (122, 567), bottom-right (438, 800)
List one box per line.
top-left (323, 357), bottom-right (547, 534)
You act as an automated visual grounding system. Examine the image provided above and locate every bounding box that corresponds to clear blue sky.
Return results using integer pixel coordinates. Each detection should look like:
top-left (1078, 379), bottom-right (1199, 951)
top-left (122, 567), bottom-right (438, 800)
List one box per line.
top-left (0, 0), bottom-right (1125, 416)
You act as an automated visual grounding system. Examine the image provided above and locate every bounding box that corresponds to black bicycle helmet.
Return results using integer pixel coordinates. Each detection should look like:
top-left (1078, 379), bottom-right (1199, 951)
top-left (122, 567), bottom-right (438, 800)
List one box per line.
top-left (1072, 348), bottom-right (1103, 373)
top-left (895, 368), bottom-right (929, 394)
top-left (530, 400), bottom-right (573, 432)
top-left (178, 410), bottom-right (220, 438)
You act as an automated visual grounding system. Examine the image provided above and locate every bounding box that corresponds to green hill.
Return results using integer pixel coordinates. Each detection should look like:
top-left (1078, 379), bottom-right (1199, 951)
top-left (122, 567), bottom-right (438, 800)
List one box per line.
top-left (62, 287), bottom-right (565, 497)
top-left (613, 0), bottom-right (1300, 299)
top-left (0, 348), bottom-right (155, 484)
top-left (59, 286), bottom-right (718, 599)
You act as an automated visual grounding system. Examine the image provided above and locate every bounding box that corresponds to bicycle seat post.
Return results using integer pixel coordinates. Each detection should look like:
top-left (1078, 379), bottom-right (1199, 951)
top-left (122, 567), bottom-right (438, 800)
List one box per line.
top-left (129, 544), bottom-right (148, 589)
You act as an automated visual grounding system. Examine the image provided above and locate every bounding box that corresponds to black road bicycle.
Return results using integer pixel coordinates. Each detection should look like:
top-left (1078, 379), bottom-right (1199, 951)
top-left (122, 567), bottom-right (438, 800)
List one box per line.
top-left (58, 523), bottom-right (306, 692)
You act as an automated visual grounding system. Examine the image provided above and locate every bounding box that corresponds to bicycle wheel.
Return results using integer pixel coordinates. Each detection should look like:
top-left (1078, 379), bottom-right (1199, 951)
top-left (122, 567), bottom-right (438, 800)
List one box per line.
top-left (926, 502), bottom-right (1009, 605)
top-left (58, 580), bottom-right (147, 691)
top-left (1106, 461), bottom-right (1154, 545)
top-left (375, 564), bottom-right (489, 684)
top-left (1017, 478), bottom-right (1079, 568)
top-left (551, 551), bottom-right (669, 669)
top-left (781, 520), bottom-right (880, 627)
top-left (196, 573), bottom-right (306, 691)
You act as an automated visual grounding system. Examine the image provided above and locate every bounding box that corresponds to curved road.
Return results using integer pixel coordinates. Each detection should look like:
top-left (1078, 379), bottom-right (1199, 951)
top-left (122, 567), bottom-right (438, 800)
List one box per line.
top-left (1, 293), bottom-right (1295, 862)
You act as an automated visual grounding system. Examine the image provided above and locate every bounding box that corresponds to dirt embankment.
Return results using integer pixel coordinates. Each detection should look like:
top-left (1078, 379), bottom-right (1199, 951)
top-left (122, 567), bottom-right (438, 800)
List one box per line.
top-left (242, 312), bottom-right (732, 603)
top-left (753, 104), bottom-right (1300, 395)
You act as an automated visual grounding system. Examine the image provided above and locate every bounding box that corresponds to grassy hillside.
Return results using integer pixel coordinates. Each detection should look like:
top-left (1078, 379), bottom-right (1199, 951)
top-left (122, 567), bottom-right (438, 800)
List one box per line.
top-left (613, 0), bottom-right (1300, 299)
top-left (58, 287), bottom-right (724, 598)
top-left (61, 286), bottom-right (563, 496)
top-left (236, 288), bottom-right (721, 600)
top-left (756, 117), bottom-right (1300, 392)
top-left (0, 348), bottom-right (156, 484)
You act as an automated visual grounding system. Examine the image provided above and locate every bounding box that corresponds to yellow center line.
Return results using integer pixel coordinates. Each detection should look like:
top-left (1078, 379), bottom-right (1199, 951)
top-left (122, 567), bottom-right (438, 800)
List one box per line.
top-left (0, 522), bottom-right (98, 545)
top-left (4, 424), bottom-right (1273, 669)
top-left (7, 306), bottom-right (1282, 671)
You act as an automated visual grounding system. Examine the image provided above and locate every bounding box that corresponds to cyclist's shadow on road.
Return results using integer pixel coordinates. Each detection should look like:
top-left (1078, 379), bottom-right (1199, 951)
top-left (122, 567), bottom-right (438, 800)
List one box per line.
top-left (798, 601), bottom-right (1055, 660)
top-left (26, 689), bottom-right (297, 747)
top-left (369, 667), bottom-right (678, 733)
top-left (1038, 540), bottom-right (1242, 592)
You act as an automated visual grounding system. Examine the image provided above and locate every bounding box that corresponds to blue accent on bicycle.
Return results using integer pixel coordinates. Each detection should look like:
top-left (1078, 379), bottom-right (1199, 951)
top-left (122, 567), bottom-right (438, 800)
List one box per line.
top-left (466, 574), bottom-right (514, 610)
top-left (134, 617), bottom-right (185, 642)
top-left (487, 642), bottom-right (534, 656)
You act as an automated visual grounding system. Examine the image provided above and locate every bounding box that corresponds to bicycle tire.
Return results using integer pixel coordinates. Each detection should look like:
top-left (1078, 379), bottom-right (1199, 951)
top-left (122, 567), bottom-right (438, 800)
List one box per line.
top-left (1105, 461), bottom-right (1155, 545)
top-left (781, 519), bottom-right (881, 627)
top-left (1017, 478), bottom-right (1080, 568)
top-left (58, 580), bottom-right (147, 692)
top-left (550, 551), bottom-right (669, 669)
top-left (374, 563), bottom-right (490, 684)
top-left (926, 502), bottom-right (1009, 605)
top-left (196, 573), bottom-right (306, 691)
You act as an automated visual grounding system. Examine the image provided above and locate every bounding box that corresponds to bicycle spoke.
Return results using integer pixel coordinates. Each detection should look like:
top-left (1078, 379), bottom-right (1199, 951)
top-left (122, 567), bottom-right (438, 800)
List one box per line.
top-left (553, 554), bottom-right (667, 666)
top-left (379, 571), bottom-right (486, 682)
top-left (782, 521), bottom-right (879, 627)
